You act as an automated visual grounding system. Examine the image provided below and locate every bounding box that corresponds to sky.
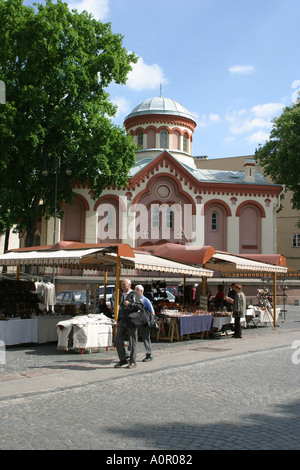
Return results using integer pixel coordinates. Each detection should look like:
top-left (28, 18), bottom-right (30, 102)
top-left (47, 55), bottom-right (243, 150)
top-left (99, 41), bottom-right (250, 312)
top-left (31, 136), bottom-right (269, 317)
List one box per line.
top-left (24, 0), bottom-right (300, 159)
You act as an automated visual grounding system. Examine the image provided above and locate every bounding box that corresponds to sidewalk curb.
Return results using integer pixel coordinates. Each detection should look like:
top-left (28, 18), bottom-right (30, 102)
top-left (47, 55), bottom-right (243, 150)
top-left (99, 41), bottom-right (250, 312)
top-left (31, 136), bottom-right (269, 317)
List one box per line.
top-left (0, 328), bottom-right (299, 402)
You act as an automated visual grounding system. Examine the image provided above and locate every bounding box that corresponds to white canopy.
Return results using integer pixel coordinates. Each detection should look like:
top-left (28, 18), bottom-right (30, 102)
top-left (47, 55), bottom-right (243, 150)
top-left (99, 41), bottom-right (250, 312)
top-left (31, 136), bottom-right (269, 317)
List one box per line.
top-left (0, 244), bottom-right (214, 277)
top-left (129, 252), bottom-right (213, 277)
top-left (206, 251), bottom-right (288, 275)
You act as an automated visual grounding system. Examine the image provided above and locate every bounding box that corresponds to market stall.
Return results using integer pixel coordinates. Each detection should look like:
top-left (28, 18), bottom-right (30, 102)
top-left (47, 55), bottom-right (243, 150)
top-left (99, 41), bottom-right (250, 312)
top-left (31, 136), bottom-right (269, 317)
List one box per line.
top-left (156, 309), bottom-right (213, 342)
top-left (138, 243), bottom-right (288, 328)
top-left (0, 241), bottom-right (214, 346)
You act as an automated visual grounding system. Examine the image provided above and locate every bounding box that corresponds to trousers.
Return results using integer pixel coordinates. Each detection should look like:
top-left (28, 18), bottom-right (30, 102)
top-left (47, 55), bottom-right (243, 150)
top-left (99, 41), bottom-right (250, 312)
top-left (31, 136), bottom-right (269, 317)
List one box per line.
top-left (234, 316), bottom-right (242, 338)
top-left (127, 325), bottom-right (153, 358)
top-left (115, 323), bottom-right (138, 363)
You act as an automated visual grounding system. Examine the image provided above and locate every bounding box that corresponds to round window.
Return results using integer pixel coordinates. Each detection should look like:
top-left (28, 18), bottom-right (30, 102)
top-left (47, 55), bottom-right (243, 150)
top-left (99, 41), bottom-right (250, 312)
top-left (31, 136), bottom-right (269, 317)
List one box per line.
top-left (156, 184), bottom-right (171, 199)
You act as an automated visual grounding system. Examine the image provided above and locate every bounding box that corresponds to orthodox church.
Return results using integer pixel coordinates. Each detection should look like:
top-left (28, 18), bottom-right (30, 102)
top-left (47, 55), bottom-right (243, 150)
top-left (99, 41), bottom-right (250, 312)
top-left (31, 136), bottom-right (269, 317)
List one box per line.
top-left (37, 96), bottom-right (282, 257)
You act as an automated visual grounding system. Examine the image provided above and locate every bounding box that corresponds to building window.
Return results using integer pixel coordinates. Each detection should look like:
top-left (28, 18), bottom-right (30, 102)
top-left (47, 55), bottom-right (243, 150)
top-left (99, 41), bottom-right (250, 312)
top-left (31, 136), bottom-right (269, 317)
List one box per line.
top-left (160, 130), bottom-right (168, 148)
top-left (152, 206), bottom-right (160, 229)
top-left (183, 133), bottom-right (189, 153)
top-left (292, 234), bottom-right (300, 247)
top-left (166, 208), bottom-right (174, 229)
top-left (106, 208), bottom-right (114, 228)
top-left (137, 131), bottom-right (143, 149)
top-left (211, 212), bottom-right (218, 231)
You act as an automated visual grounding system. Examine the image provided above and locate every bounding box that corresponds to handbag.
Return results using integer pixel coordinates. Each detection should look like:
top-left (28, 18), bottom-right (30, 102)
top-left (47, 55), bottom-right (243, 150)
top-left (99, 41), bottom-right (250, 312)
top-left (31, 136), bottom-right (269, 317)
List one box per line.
top-left (150, 313), bottom-right (160, 330)
top-left (127, 309), bottom-right (149, 328)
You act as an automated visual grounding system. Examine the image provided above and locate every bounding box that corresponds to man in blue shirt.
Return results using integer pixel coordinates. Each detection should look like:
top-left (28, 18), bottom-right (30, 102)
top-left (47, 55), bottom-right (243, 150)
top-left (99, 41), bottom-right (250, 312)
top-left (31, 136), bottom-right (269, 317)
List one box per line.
top-left (127, 284), bottom-right (155, 362)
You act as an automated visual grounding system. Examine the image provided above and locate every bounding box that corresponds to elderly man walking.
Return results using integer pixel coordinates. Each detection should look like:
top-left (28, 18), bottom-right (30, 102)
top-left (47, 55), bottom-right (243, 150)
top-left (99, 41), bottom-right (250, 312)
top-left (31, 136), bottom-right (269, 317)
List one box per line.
top-left (114, 279), bottom-right (144, 369)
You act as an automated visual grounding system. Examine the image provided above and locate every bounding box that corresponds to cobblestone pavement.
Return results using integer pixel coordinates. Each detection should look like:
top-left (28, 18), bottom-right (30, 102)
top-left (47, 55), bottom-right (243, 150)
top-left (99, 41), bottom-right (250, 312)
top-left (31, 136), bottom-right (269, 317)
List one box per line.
top-left (0, 306), bottom-right (299, 451)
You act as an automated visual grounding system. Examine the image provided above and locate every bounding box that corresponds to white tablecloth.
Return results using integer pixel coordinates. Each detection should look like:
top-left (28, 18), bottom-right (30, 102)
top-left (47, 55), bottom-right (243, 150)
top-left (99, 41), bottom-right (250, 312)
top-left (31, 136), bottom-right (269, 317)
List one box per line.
top-left (0, 318), bottom-right (38, 345)
top-left (246, 307), bottom-right (281, 325)
top-left (57, 314), bottom-right (114, 351)
top-left (0, 316), bottom-right (71, 346)
top-left (212, 315), bottom-right (246, 331)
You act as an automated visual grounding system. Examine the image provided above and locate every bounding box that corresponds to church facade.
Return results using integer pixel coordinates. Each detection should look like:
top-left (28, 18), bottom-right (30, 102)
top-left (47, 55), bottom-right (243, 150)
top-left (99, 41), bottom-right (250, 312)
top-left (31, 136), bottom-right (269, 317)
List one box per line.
top-left (37, 96), bottom-right (282, 257)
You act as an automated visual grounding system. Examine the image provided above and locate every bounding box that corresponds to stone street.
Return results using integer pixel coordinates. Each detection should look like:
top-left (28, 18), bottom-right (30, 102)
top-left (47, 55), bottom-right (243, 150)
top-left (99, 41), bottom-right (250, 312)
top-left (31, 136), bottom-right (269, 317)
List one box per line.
top-left (0, 307), bottom-right (299, 451)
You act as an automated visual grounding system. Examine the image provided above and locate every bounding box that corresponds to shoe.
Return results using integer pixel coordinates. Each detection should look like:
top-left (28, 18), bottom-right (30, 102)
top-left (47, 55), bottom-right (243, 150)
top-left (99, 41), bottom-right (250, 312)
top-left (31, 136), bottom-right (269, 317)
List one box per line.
top-left (142, 356), bottom-right (153, 362)
top-left (126, 362), bottom-right (137, 369)
top-left (114, 360), bottom-right (128, 368)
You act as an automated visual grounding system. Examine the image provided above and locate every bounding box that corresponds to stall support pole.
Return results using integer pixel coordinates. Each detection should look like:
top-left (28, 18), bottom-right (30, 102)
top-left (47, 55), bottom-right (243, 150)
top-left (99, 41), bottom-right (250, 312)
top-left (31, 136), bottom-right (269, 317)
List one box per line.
top-left (16, 265), bottom-right (20, 280)
top-left (273, 272), bottom-right (277, 328)
top-left (202, 276), bottom-right (207, 296)
top-left (113, 252), bottom-right (121, 340)
top-left (104, 270), bottom-right (107, 300)
top-left (183, 275), bottom-right (186, 306)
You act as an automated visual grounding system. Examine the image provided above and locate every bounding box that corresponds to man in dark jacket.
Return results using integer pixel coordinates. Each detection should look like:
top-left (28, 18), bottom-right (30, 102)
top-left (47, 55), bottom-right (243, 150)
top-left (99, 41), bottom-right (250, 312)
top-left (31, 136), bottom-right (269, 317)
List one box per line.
top-left (114, 279), bottom-right (144, 369)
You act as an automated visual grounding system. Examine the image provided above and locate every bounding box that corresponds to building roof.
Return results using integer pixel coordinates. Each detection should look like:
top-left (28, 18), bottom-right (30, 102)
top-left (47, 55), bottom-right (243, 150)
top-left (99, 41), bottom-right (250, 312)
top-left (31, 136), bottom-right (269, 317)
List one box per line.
top-left (129, 154), bottom-right (271, 185)
top-left (124, 96), bottom-right (197, 124)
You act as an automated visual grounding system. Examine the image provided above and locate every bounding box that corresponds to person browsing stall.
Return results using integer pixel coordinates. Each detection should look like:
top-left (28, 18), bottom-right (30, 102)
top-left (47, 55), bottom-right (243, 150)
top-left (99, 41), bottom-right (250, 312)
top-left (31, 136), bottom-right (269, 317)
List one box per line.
top-left (232, 284), bottom-right (246, 338)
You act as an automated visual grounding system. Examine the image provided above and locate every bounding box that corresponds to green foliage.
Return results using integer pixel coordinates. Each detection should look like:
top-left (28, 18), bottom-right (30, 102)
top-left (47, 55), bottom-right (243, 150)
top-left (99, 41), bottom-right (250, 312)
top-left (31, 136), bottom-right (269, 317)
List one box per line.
top-left (0, 0), bottom-right (137, 246)
top-left (255, 101), bottom-right (300, 222)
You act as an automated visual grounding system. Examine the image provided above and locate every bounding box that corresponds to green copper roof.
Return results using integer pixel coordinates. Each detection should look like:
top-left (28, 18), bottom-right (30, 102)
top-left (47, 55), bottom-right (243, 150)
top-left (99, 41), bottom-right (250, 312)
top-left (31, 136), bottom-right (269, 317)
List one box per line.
top-left (125, 97), bottom-right (197, 123)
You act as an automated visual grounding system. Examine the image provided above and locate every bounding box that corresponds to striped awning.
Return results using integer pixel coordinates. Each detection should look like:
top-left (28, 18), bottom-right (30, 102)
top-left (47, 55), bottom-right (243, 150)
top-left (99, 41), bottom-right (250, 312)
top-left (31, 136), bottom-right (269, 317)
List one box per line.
top-left (127, 252), bottom-right (213, 276)
top-left (0, 243), bottom-right (214, 277)
top-left (206, 252), bottom-right (288, 274)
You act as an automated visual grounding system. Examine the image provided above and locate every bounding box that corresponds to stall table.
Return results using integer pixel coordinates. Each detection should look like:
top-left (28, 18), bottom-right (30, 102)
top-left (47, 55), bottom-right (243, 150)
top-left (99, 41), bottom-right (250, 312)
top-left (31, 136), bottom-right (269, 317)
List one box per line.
top-left (156, 310), bottom-right (213, 342)
top-left (245, 307), bottom-right (281, 328)
top-left (212, 314), bottom-right (246, 335)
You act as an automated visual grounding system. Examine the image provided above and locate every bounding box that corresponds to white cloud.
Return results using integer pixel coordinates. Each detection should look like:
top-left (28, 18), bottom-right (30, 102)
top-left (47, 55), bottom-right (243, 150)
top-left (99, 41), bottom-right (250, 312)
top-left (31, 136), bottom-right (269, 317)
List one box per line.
top-left (251, 102), bottom-right (284, 118)
top-left (126, 57), bottom-right (168, 92)
top-left (68, 0), bottom-right (109, 20)
top-left (111, 96), bottom-right (132, 119)
top-left (229, 65), bottom-right (256, 75)
top-left (225, 101), bottom-right (285, 149)
top-left (195, 113), bottom-right (221, 128)
top-left (246, 131), bottom-right (270, 145)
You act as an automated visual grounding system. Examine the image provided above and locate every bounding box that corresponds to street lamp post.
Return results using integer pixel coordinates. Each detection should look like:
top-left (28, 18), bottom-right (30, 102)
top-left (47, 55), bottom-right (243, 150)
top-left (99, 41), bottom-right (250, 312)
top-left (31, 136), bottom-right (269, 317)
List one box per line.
top-left (42, 154), bottom-right (71, 285)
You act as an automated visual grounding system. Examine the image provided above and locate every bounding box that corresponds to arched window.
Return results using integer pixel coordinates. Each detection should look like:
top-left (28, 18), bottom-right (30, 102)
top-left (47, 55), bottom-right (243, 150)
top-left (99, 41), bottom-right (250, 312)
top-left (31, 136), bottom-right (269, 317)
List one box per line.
top-left (160, 130), bottom-right (168, 148)
top-left (172, 130), bottom-right (180, 150)
top-left (147, 129), bottom-right (156, 148)
top-left (166, 208), bottom-right (174, 229)
top-left (151, 206), bottom-right (160, 229)
top-left (137, 131), bottom-right (143, 149)
top-left (183, 133), bottom-right (189, 153)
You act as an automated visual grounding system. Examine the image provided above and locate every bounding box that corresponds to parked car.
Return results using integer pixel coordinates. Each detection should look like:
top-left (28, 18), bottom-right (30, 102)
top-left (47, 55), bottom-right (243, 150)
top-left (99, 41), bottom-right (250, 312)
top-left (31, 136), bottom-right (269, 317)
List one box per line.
top-left (98, 285), bottom-right (115, 306)
top-left (55, 290), bottom-right (87, 314)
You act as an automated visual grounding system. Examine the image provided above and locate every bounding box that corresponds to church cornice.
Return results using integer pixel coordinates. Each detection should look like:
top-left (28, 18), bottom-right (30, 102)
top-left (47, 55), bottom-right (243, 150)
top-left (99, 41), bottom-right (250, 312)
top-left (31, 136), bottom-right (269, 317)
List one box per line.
top-left (124, 114), bottom-right (196, 133)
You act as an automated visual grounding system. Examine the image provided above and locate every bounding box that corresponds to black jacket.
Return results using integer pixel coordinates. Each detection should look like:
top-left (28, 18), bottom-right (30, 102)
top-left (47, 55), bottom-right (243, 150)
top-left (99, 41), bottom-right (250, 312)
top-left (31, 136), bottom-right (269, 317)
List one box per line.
top-left (118, 290), bottom-right (144, 326)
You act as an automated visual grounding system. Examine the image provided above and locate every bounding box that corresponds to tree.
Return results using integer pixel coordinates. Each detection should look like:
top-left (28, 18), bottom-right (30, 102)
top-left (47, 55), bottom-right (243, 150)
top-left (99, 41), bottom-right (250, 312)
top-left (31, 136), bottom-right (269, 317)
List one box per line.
top-left (255, 100), bottom-right (300, 225)
top-left (0, 0), bottom-right (137, 247)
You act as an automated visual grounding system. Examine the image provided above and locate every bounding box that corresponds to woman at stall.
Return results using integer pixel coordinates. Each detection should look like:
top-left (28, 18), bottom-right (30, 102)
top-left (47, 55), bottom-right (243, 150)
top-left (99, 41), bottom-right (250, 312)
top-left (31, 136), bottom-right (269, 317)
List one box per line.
top-left (99, 297), bottom-right (112, 317)
top-left (214, 284), bottom-right (225, 310)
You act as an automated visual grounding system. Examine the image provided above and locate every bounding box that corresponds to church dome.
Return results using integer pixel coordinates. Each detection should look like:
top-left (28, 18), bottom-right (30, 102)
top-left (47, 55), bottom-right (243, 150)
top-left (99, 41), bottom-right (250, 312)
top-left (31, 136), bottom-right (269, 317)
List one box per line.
top-left (124, 96), bottom-right (197, 124)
